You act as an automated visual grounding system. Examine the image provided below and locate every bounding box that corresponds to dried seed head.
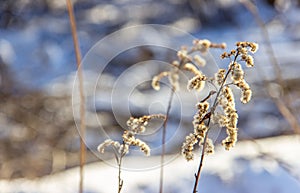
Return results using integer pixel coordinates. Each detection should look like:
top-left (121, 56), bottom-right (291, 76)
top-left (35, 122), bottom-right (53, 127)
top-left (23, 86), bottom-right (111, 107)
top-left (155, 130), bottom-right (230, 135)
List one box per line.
top-left (204, 138), bottom-right (214, 155)
top-left (133, 139), bottom-right (151, 156)
top-left (215, 68), bottom-right (226, 86)
top-left (222, 86), bottom-right (234, 103)
top-left (193, 39), bottom-right (211, 53)
top-left (194, 123), bottom-right (208, 138)
top-left (196, 101), bottom-right (209, 113)
top-left (231, 62), bottom-right (244, 83)
top-left (220, 43), bottom-right (227, 49)
top-left (221, 52), bottom-right (229, 59)
top-left (241, 89), bottom-right (252, 104)
top-left (236, 79), bottom-right (250, 90)
top-left (227, 112), bottom-right (238, 128)
top-left (97, 139), bottom-right (120, 154)
top-left (249, 42), bottom-right (259, 53)
top-left (212, 113), bottom-right (228, 127)
top-left (245, 55), bottom-right (254, 67)
top-left (222, 127), bottom-right (238, 150)
top-left (182, 133), bottom-right (198, 161)
top-left (122, 130), bottom-right (136, 144)
top-left (187, 75), bottom-right (206, 91)
top-left (183, 63), bottom-right (202, 76)
top-left (152, 71), bottom-right (169, 91)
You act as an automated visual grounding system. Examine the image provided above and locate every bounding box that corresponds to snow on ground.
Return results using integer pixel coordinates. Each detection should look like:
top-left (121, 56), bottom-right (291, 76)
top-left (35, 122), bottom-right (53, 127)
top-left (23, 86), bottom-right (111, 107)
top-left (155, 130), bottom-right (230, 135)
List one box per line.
top-left (1, 135), bottom-right (299, 193)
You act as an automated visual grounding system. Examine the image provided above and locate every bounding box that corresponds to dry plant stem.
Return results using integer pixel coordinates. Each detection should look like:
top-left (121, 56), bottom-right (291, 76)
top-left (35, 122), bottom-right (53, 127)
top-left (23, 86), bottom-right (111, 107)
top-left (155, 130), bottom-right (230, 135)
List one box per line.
top-left (159, 88), bottom-right (175, 193)
top-left (117, 147), bottom-right (125, 193)
top-left (66, 1), bottom-right (86, 193)
top-left (192, 53), bottom-right (238, 193)
top-left (240, 0), bottom-right (300, 133)
top-left (118, 158), bottom-right (123, 193)
top-left (192, 118), bottom-right (211, 193)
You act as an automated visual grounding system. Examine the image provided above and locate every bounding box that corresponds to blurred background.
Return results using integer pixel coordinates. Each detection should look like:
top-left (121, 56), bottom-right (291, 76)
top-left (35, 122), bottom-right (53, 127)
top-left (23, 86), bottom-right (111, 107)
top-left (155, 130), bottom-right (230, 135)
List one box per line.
top-left (0, 0), bottom-right (300, 192)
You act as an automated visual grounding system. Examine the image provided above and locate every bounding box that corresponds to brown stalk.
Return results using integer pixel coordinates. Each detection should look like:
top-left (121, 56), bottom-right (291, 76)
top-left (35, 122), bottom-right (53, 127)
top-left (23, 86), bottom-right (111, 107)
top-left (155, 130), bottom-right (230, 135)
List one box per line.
top-left (239, 0), bottom-right (300, 134)
top-left (66, 1), bottom-right (86, 193)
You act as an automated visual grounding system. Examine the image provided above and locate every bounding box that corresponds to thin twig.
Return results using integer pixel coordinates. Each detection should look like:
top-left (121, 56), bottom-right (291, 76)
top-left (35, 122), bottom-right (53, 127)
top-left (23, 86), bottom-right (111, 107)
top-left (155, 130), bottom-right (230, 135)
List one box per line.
top-left (159, 88), bottom-right (175, 193)
top-left (192, 52), bottom-right (239, 193)
top-left (118, 144), bottom-right (125, 193)
top-left (66, 1), bottom-right (86, 193)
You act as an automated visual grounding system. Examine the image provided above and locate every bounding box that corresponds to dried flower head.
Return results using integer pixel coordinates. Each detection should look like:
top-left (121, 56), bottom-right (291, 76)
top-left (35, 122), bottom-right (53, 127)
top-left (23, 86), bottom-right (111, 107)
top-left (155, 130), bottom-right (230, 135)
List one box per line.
top-left (204, 138), bottom-right (214, 154)
top-left (151, 71), bottom-right (169, 91)
top-left (97, 139), bottom-right (120, 154)
top-left (182, 133), bottom-right (198, 161)
top-left (231, 62), bottom-right (244, 83)
top-left (193, 39), bottom-right (211, 53)
top-left (98, 114), bottom-right (165, 157)
top-left (222, 127), bottom-right (238, 150)
top-left (183, 63), bottom-right (202, 76)
top-left (215, 69), bottom-right (226, 86)
top-left (187, 74), bottom-right (206, 91)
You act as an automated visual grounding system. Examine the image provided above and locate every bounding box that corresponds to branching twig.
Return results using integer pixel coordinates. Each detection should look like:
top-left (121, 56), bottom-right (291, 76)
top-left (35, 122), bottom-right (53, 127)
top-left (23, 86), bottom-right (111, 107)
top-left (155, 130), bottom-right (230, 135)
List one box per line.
top-left (66, 1), bottom-right (86, 193)
top-left (192, 52), bottom-right (239, 193)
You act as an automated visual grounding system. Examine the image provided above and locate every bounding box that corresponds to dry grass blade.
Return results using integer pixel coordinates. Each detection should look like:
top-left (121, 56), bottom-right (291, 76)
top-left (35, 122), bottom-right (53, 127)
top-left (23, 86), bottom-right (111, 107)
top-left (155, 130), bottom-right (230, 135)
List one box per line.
top-left (66, 0), bottom-right (86, 193)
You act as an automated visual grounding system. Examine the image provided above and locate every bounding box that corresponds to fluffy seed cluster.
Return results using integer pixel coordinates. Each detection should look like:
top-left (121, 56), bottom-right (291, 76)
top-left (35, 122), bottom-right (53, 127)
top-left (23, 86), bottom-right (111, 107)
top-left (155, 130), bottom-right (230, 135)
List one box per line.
top-left (232, 42), bottom-right (258, 103)
top-left (97, 139), bottom-right (120, 154)
top-left (210, 41), bottom-right (258, 151)
top-left (237, 41), bottom-right (258, 67)
top-left (217, 86), bottom-right (239, 150)
top-left (151, 40), bottom-right (258, 160)
top-left (98, 114), bottom-right (165, 157)
top-left (184, 40), bottom-right (226, 92)
top-left (151, 71), bottom-right (169, 91)
top-left (152, 39), bottom-right (226, 92)
top-left (215, 69), bottom-right (226, 86)
top-left (151, 61), bottom-right (180, 91)
top-left (236, 79), bottom-right (252, 104)
top-left (182, 101), bottom-right (214, 161)
top-left (187, 74), bottom-right (207, 91)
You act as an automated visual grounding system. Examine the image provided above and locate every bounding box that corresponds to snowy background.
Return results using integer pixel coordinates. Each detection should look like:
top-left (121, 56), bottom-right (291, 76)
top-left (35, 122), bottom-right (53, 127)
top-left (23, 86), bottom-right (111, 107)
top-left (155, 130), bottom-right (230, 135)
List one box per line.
top-left (0, 0), bottom-right (300, 192)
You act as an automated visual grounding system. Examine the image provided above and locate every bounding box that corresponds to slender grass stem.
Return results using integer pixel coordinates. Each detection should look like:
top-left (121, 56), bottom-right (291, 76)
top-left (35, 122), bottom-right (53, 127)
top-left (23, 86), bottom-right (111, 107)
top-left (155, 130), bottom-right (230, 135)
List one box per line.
top-left (118, 155), bottom-right (124, 193)
top-left (66, 1), bottom-right (86, 193)
top-left (159, 88), bottom-right (175, 193)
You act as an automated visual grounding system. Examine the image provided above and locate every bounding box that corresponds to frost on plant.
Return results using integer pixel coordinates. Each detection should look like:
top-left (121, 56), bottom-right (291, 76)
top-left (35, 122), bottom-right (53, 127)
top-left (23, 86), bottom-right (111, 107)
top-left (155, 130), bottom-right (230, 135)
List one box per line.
top-left (151, 39), bottom-right (226, 92)
top-left (98, 114), bottom-right (165, 157)
top-left (179, 40), bottom-right (258, 161)
top-left (97, 114), bottom-right (165, 193)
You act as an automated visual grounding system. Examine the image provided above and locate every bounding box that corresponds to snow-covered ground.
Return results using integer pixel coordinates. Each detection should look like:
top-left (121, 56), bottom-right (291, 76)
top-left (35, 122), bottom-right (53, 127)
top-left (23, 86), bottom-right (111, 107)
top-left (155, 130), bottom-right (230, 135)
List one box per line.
top-left (1, 135), bottom-right (299, 193)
